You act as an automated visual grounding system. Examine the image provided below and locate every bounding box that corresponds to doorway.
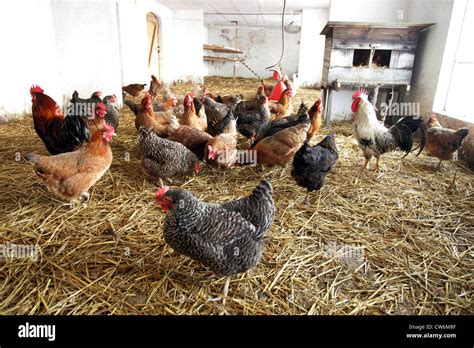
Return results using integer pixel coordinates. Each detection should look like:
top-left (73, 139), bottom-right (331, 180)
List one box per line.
top-left (146, 13), bottom-right (160, 79)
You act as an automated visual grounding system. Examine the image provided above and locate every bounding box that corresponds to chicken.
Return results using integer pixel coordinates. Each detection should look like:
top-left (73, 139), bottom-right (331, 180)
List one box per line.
top-left (253, 115), bottom-right (310, 166)
top-left (242, 85), bottom-right (266, 111)
top-left (122, 83), bottom-right (147, 98)
top-left (149, 75), bottom-right (163, 98)
top-left (270, 86), bottom-right (293, 119)
top-left (235, 95), bottom-right (271, 139)
top-left (205, 109), bottom-right (238, 168)
top-left (103, 95), bottom-right (120, 131)
top-left (291, 135), bottom-right (338, 205)
top-left (426, 114), bottom-right (469, 169)
top-left (167, 113), bottom-right (212, 159)
top-left (202, 96), bottom-right (231, 136)
top-left (215, 94), bottom-right (244, 106)
top-left (24, 123), bottom-right (115, 203)
top-left (152, 96), bottom-right (178, 112)
top-left (69, 91), bottom-right (105, 127)
top-left (155, 179), bottom-right (275, 302)
top-left (351, 88), bottom-right (427, 171)
top-left (30, 85), bottom-right (90, 155)
top-left (138, 127), bottom-right (201, 183)
top-left (306, 97), bottom-right (323, 141)
top-left (124, 93), bottom-right (170, 137)
top-left (181, 94), bottom-right (207, 132)
top-left (251, 106), bottom-right (309, 148)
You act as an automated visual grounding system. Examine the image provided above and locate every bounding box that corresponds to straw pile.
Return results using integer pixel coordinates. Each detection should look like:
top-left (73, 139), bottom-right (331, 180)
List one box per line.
top-left (0, 77), bottom-right (472, 315)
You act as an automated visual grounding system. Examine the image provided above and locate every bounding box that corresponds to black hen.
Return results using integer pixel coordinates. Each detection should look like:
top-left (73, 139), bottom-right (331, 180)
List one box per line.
top-left (291, 135), bottom-right (338, 205)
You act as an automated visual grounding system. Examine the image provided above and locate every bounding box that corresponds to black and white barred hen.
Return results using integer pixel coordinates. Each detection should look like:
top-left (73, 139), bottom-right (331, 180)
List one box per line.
top-left (155, 180), bottom-right (275, 302)
top-left (138, 127), bottom-right (201, 182)
top-left (291, 135), bottom-right (338, 205)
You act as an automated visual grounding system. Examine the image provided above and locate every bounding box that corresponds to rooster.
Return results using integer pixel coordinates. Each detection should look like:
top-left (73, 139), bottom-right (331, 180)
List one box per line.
top-left (31, 85), bottom-right (90, 155)
top-left (155, 180), bottom-right (275, 303)
top-left (25, 123), bottom-right (115, 203)
top-left (426, 114), bottom-right (469, 169)
top-left (351, 88), bottom-right (427, 171)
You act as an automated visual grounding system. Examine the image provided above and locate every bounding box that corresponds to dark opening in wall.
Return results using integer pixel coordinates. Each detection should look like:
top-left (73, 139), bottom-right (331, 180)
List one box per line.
top-left (353, 49), bottom-right (371, 67)
top-left (372, 50), bottom-right (392, 68)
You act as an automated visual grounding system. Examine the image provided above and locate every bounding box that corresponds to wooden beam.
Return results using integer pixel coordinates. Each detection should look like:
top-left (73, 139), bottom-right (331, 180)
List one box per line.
top-left (203, 56), bottom-right (239, 62)
top-left (203, 44), bottom-right (243, 54)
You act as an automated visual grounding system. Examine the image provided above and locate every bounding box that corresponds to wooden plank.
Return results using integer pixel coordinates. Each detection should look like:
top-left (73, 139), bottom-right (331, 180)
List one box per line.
top-left (322, 36), bottom-right (332, 87)
top-left (333, 27), bottom-right (420, 42)
top-left (203, 55), bottom-right (239, 62)
top-left (327, 67), bottom-right (412, 85)
top-left (397, 51), bottom-right (416, 69)
top-left (203, 44), bottom-right (243, 54)
top-left (330, 49), bottom-right (354, 67)
top-left (332, 39), bottom-right (416, 51)
top-left (321, 21), bottom-right (435, 35)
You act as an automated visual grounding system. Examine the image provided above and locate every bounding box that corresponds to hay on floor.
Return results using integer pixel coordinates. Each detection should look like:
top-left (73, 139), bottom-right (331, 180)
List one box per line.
top-left (0, 76), bottom-right (472, 315)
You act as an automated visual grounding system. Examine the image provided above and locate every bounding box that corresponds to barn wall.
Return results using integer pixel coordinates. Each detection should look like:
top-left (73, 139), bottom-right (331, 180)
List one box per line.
top-left (51, 0), bottom-right (123, 105)
top-left (205, 26), bottom-right (301, 79)
top-left (0, 0), bottom-right (205, 119)
top-left (329, 0), bottom-right (410, 22)
top-left (297, 8), bottom-right (329, 87)
top-left (406, 0), bottom-right (456, 117)
top-left (0, 0), bottom-right (62, 122)
top-left (171, 10), bottom-right (204, 83)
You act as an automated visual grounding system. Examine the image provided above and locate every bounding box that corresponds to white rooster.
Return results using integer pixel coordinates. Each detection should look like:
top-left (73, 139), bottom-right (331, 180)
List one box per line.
top-left (351, 88), bottom-right (427, 171)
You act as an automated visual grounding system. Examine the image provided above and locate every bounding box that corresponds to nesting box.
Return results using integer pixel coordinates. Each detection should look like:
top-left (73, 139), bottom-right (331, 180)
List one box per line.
top-left (320, 21), bottom-right (434, 124)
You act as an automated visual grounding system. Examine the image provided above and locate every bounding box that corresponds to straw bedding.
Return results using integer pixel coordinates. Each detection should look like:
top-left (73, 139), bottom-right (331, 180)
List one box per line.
top-left (0, 77), bottom-right (472, 315)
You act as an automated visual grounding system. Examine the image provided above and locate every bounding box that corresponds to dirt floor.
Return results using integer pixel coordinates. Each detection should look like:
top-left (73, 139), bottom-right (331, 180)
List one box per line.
top-left (0, 76), bottom-right (472, 314)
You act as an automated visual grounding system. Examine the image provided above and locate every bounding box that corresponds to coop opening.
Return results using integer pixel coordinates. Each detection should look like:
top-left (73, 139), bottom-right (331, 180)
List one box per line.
top-left (352, 49), bottom-right (371, 67)
top-left (372, 50), bottom-right (391, 68)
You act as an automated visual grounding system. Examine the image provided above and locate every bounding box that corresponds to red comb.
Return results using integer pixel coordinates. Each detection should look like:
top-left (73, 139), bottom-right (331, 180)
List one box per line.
top-left (352, 88), bottom-right (368, 99)
top-left (30, 85), bottom-right (44, 95)
top-left (155, 186), bottom-right (170, 201)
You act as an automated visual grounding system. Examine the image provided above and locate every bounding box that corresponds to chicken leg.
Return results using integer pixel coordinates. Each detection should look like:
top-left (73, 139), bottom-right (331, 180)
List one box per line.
top-left (305, 190), bottom-right (311, 205)
top-left (361, 158), bottom-right (370, 171)
top-left (436, 159), bottom-right (443, 170)
top-left (222, 276), bottom-right (231, 305)
top-left (373, 156), bottom-right (380, 172)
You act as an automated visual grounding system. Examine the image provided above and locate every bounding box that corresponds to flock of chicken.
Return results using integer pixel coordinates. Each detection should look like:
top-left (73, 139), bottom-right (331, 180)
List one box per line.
top-left (24, 75), bottom-right (469, 301)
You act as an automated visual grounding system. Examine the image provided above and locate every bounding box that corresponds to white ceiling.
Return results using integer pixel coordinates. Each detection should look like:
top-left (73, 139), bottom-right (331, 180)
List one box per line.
top-left (157, 0), bottom-right (330, 27)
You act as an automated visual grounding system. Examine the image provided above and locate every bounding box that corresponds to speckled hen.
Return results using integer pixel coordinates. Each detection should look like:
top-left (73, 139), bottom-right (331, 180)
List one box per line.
top-left (156, 180), bottom-right (275, 302)
top-left (138, 127), bottom-right (201, 182)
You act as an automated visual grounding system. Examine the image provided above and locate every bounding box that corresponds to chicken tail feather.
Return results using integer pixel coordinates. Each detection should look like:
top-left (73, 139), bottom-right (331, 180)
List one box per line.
top-left (390, 116), bottom-right (427, 158)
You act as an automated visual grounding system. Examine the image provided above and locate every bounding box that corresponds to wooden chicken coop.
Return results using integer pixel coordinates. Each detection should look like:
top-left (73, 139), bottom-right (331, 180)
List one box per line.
top-left (320, 21), bottom-right (434, 125)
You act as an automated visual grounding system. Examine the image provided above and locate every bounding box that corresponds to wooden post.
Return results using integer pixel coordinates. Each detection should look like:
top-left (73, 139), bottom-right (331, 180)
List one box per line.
top-left (233, 27), bottom-right (238, 79)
